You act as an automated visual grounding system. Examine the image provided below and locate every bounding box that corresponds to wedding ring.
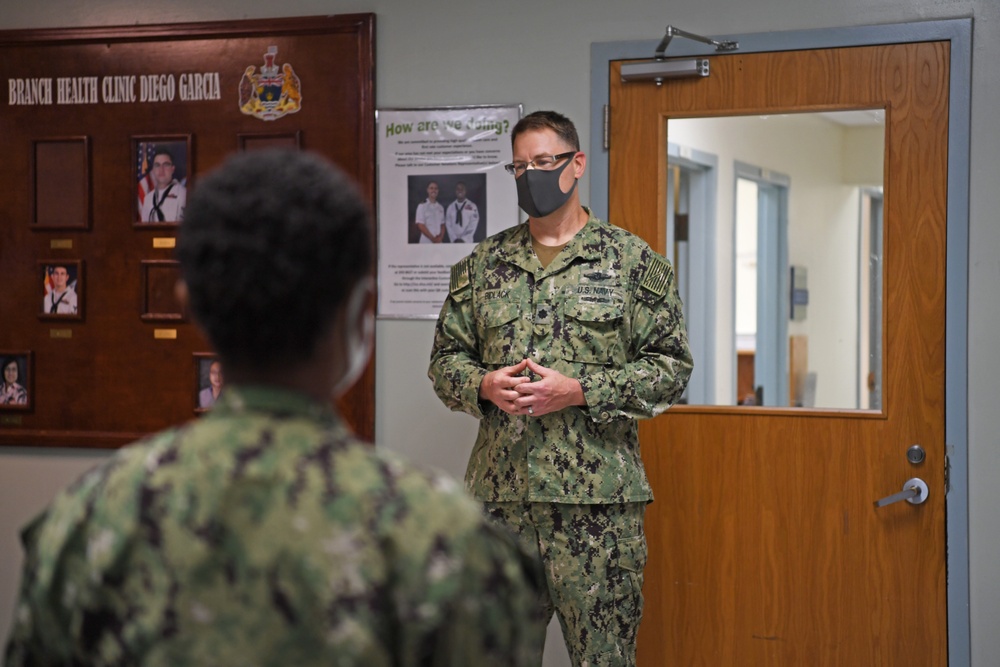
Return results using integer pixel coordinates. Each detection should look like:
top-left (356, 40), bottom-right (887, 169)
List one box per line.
top-left (528, 406), bottom-right (533, 415)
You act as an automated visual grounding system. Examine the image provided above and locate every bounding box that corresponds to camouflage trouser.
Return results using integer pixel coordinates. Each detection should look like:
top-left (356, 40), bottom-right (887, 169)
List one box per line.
top-left (482, 501), bottom-right (647, 667)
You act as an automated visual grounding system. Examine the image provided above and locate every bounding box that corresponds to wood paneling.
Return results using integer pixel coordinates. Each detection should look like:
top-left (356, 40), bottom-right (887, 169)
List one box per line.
top-left (0, 15), bottom-right (376, 446)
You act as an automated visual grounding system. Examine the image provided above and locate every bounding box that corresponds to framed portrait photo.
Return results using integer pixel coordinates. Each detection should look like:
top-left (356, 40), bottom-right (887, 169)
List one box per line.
top-left (133, 135), bottom-right (192, 228)
top-left (38, 260), bottom-right (83, 320)
top-left (193, 353), bottom-right (224, 413)
top-left (0, 351), bottom-right (33, 411)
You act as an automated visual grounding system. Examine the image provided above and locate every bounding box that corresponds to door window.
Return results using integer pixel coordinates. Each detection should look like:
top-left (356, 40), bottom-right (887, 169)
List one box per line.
top-left (667, 110), bottom-right (885, 409)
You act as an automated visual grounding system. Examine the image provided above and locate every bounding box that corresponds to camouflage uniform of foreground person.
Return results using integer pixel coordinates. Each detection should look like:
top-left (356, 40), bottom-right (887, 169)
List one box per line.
top-left (429, 111), bottom-right (693, 666)
top-left (4, 150), bottom-right (542, 667)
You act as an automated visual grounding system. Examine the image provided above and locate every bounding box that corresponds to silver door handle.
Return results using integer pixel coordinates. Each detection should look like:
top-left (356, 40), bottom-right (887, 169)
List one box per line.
top-left (874, 478), bottom-right (929, 508)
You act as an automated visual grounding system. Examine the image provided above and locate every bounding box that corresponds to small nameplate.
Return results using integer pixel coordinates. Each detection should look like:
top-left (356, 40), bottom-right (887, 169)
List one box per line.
top-left (154, 329), bottom-right (178, 339)
top-left (153, 238), bottom-right (176, 249)
top-left (50, 239), bottom-right (73, 249)
top-left (1, 415), bottom-right (23, 426)
top-left (50, 329), bottom-right (73, 338)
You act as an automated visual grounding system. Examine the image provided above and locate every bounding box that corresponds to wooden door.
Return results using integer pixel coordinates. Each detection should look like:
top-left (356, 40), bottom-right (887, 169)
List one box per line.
top-left (610, 43), bottom-right (948, 665)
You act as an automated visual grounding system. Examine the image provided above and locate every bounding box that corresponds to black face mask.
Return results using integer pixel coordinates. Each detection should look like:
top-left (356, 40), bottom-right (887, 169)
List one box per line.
top-left (515, 159), bottom-right (576, 218)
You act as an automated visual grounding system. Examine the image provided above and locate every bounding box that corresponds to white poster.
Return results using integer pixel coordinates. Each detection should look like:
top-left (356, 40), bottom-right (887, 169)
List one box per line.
top-left (376, 104), bottom-right (522, 319)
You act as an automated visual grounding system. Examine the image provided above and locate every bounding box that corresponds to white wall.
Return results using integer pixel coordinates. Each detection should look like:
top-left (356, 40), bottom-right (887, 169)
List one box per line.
top-left (2, 1), bottom-right (998, 666)
top-left (843, 124), bottom-right (885, 184)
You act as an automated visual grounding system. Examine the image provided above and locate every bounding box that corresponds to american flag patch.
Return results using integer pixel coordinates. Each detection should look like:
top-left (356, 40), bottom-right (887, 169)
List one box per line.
top-left (450, 256), bottom-right (472, 294)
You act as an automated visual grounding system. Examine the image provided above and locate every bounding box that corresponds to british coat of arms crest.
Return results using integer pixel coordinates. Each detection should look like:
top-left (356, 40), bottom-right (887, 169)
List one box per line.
top-left (239, 46), bottom-right (302, 121)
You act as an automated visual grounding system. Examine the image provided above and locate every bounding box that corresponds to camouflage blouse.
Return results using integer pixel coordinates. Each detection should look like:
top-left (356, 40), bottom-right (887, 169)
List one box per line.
top-left (429, 209), bottom-right (693, 504)
top-left (4, 386), bottom-right (542, 666)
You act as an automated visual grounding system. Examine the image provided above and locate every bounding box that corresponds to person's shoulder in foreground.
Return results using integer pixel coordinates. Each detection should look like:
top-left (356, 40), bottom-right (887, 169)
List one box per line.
top-left (4, 148), bottom-right (541, 667)
top-left (5, 387), bottom-right (541, 666)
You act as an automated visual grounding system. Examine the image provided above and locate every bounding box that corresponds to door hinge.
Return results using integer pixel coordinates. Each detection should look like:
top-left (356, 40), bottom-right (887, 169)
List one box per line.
top-left (944, 453), bottom-right (951, 493)
top-left (603, 104), bottom-right (610, 150)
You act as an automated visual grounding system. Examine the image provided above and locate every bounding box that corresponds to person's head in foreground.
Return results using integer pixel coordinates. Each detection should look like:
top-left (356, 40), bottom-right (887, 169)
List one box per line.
top-left (4, 149), bottom-right (541, 667)
top-left (177, 149), bottom-right (374, 400)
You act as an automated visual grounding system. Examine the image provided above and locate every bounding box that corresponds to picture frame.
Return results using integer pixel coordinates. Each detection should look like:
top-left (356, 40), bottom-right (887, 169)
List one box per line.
top-left (132, 135), bottom-right (192, 228)
top-left (38, 260), bottom-right (84, 320)
top-left (0, 351), bottom-right (33, 411)
top-left (193, 353), bottom-right (224, 413)
top-left (30, 137), bottom-right (92, 231)
top-left (139, 259), bottom-right (186, 322)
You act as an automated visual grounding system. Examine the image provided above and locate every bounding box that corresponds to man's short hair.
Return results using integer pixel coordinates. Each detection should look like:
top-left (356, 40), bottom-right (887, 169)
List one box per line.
top-left (151, 147), bottom-right (175, 164)
top-left (511, 110), bottom-right (581, 152)
top-left (176, 149), bottom-right (372, 371)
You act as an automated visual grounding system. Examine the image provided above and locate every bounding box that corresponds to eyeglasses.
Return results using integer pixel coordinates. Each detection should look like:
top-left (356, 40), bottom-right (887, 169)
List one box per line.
top-left (504, 151), bottom-right (577, 177)
top-left (152, 161), bottom-right (173, 168)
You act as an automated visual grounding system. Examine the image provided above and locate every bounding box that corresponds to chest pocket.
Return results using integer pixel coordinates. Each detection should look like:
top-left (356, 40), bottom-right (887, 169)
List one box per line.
top-left (478, 301), bottom-right (522, 365)
top-left (562, 299), bottom-right (626, 365)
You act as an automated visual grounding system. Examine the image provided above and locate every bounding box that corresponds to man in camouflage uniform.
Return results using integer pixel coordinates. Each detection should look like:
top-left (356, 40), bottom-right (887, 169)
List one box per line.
top-left (429, 110), bottom-right (693, 666)
top-left (4, 150), bottom-right (542, 666)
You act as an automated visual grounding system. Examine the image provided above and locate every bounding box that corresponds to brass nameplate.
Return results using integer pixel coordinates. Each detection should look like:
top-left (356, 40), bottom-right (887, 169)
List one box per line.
top-left (153, 238), bottom-right (177, 249)
top-left (154, 329), bottom-right (178, 339)
top-left (50, 239), bottom-right (73, 249)
top-left (50, 329), bottom-right (73, 338)
top-left (1, 415), bottom-right (23, 426)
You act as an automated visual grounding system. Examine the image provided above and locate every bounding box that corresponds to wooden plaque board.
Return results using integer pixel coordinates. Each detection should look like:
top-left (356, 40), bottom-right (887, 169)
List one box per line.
top-left (0, 15), bottom-right (376, 447)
